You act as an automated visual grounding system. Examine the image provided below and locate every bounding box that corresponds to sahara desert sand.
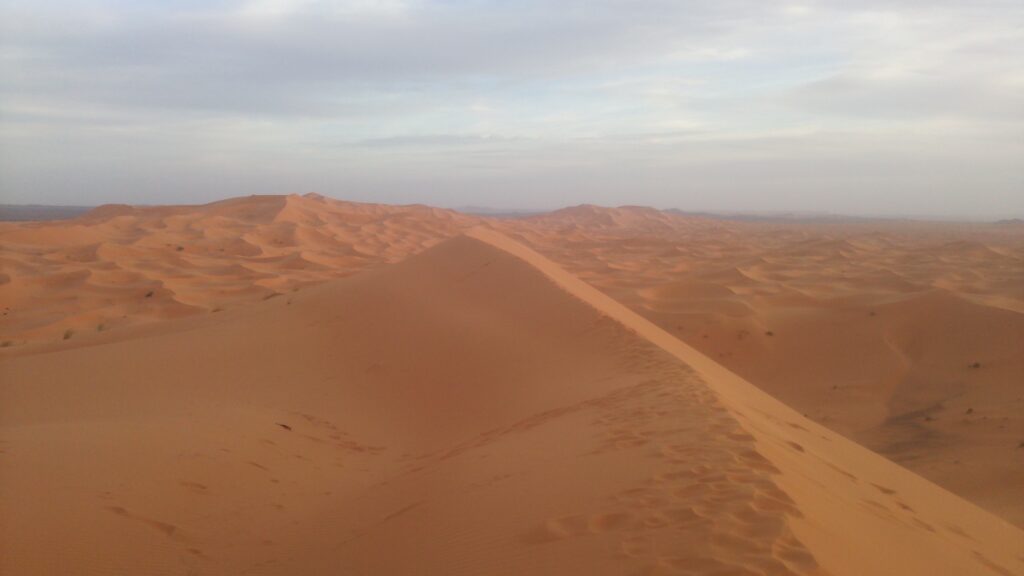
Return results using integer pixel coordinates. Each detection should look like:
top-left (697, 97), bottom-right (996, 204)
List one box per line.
top-left (1, 194), bottom-right (1022, 575)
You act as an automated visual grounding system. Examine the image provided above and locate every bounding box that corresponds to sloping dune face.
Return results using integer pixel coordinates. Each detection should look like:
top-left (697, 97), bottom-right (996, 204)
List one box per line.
top-left (2, 233), bottom-right (1022, 576)
top-left (0, 194), bottom-right (473, 345)
top-left (498, 208), bottom-right (1024, 526)
top-left (2, 235), bottom-right (821, 575)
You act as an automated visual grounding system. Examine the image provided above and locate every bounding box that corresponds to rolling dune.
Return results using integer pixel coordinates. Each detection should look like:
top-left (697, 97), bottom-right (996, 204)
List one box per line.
top-left (2, 231), bottom-right (1021, 575)
top-left (0, 194), bottom-right (470, 345)
top-left (500, 206), bottom-right (1024, 526)
top-left (2, 195), bottom-right (1023, 571)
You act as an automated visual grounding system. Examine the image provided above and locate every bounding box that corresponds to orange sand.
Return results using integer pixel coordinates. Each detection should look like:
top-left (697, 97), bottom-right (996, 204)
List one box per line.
top-left (1, 195), bottom-right (1022, 575)
top-left (500, 206), bottom-right (1024, 527)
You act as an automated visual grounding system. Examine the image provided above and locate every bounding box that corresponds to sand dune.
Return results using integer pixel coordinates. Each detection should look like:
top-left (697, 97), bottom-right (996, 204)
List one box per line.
top-left (471, 228), bottom-right (1024, 575)
top-left (2, 231), bottom-right (1021, 575)
top-left (2, 195), bottom-right (1023, 573)
top-left (497, 206), bottom-right (1024, 526)
top-left (0, 194), bottom-right (471, 345)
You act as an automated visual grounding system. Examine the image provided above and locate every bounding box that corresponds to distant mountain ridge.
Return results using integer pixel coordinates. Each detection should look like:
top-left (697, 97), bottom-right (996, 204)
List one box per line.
top-left (0, 204), bottom-right (93, 221)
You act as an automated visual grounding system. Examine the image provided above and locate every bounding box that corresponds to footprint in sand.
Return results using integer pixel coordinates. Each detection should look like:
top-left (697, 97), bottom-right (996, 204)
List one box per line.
top-left (105, 506), bottom-right (179, 538)
top-left (870, 482), bottom-right (897, 495)
top-left (179, 481), bottom-right (208, 493)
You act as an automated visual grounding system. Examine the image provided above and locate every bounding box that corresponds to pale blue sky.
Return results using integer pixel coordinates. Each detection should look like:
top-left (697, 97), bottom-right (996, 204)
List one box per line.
top-left (1, 0), bottom-right (1022, 218)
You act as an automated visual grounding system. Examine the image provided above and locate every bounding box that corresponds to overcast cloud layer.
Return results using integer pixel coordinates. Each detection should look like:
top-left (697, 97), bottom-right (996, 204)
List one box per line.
top-left (1, 0), bottom-right (1022, 218)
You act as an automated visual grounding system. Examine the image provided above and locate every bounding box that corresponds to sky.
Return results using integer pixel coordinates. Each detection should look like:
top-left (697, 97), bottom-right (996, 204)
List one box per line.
top-left (1, 0), bottom-right (1022, 219)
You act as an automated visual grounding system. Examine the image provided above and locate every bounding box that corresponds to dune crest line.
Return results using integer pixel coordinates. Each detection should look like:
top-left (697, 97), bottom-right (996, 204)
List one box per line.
top-left (466, 226), bottom-right (1024, 576)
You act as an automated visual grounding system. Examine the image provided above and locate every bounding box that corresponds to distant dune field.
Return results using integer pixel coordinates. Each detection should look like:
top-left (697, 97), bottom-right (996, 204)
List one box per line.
top-left (502, 204), bottom-right (1024, 528)
top-left (1, 195), bottom-right (1022, 575)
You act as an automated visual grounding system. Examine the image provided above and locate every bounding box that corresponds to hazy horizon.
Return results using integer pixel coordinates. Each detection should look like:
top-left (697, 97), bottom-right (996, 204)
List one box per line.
top-left (4, 192), bottom-right (1023, 224)
top-left (2, 1), bottom-right (1022, 219)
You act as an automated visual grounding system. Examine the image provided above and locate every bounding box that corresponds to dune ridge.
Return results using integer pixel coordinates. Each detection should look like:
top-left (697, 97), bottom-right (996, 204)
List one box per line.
top-left (467, 227), bottom-right (1024, 576)
top-left (1, 194), bottom-right (1022, 529)
top-left (2, 233), bottom-right (827, 575)
top-left (0, 194), bottom-right (470, 344)
top-left (4, 231), bottom-right (1022, 575)
top-left (498, 207), bottom-right (1024, 526)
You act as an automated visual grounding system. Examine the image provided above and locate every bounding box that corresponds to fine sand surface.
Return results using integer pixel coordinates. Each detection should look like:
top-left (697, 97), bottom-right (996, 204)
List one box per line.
top-left (500, 206), bottom-right (1024, 527)
top-left (0, 194), bottom-right (469, 344)
top-left (2, 230), bottom-right (1021, 575)
top-left (1, 195), bottom-right (1023, 575)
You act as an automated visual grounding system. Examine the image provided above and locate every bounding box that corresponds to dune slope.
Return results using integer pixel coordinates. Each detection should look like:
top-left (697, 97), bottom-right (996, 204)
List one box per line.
top-left (0, 193), bottom-right (471, 345)
top-left (500, 207), bottom-right (1024, 525)
top-left (2, 232), bottom-right (1022, 575)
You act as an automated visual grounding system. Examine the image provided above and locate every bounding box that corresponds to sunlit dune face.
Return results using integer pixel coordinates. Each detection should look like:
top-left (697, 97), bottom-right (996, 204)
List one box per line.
top-left (0, 194), bottom-right (472, 344)
top-left (2, 220), bottom-right (1022, 576)
top-left (2, 0), bottom-right (1022, 572)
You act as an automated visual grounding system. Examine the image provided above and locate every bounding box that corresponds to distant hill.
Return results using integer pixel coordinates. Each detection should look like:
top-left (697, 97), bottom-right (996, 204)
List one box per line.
top-left (664, 208), bottom-right (891, 224)
top-left (455, 205), bottom-right (545, 218)
top-left (0, 204), bottom-right (93, 221)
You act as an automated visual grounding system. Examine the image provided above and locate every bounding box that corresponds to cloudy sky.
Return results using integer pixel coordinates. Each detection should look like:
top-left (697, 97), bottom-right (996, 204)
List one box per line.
top-left (1, 0), bottom-right (1022, 218)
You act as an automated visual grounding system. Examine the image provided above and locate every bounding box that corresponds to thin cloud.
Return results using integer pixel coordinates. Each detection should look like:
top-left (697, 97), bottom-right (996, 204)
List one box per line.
top-left (0, 0), bottom-right (1021, 218)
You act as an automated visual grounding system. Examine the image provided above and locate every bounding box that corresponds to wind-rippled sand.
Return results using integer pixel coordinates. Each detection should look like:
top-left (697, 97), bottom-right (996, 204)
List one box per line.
top-left (1, 195), bottom-right (1022, 575)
